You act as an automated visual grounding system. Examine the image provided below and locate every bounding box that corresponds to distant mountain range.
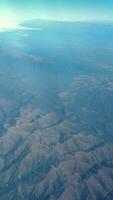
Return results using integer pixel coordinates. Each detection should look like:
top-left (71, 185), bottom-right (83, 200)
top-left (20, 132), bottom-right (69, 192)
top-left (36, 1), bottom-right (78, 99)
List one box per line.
top-left (0, 20), bottom-right (113, 200)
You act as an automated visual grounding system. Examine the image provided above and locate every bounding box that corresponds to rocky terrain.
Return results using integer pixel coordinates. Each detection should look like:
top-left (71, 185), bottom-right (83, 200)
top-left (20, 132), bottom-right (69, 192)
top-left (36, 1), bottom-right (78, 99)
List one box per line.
top-left (0, 74), bottom-right (113, 200)
top-left (0, 21), bottom-right (113, 200)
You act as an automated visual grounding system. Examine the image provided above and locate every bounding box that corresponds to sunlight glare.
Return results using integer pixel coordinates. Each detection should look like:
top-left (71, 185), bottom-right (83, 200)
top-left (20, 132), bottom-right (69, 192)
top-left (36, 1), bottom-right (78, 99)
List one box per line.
top-left (0, 21), bottom-right (20, 31)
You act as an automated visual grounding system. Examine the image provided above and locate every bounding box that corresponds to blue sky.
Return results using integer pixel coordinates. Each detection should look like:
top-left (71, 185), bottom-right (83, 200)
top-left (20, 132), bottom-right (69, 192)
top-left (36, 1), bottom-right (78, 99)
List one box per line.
top-left (0, 0), bottom-right (113, 22)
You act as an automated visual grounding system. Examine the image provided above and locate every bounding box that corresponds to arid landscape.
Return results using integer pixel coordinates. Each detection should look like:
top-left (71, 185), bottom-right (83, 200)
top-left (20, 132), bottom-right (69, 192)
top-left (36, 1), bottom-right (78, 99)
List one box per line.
top-left (0, 21), bottom-right (113, 200)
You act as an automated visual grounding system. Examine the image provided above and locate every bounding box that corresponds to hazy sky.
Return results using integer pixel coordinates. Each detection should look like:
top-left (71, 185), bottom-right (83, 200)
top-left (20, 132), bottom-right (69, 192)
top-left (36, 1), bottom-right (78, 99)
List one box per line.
top-left (0, 0), bottom-right (113, 22)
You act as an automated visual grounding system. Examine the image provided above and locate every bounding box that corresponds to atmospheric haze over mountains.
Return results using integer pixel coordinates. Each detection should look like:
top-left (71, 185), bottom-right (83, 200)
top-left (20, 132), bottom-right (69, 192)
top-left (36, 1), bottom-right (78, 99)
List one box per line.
top-left (0, 20), bottom-right (113, 200)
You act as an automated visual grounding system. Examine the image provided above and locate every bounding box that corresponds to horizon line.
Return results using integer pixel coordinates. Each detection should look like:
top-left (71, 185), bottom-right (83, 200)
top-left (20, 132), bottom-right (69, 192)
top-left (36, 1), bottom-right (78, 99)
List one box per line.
top-left (0, 17), bottom-right (113, 24)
